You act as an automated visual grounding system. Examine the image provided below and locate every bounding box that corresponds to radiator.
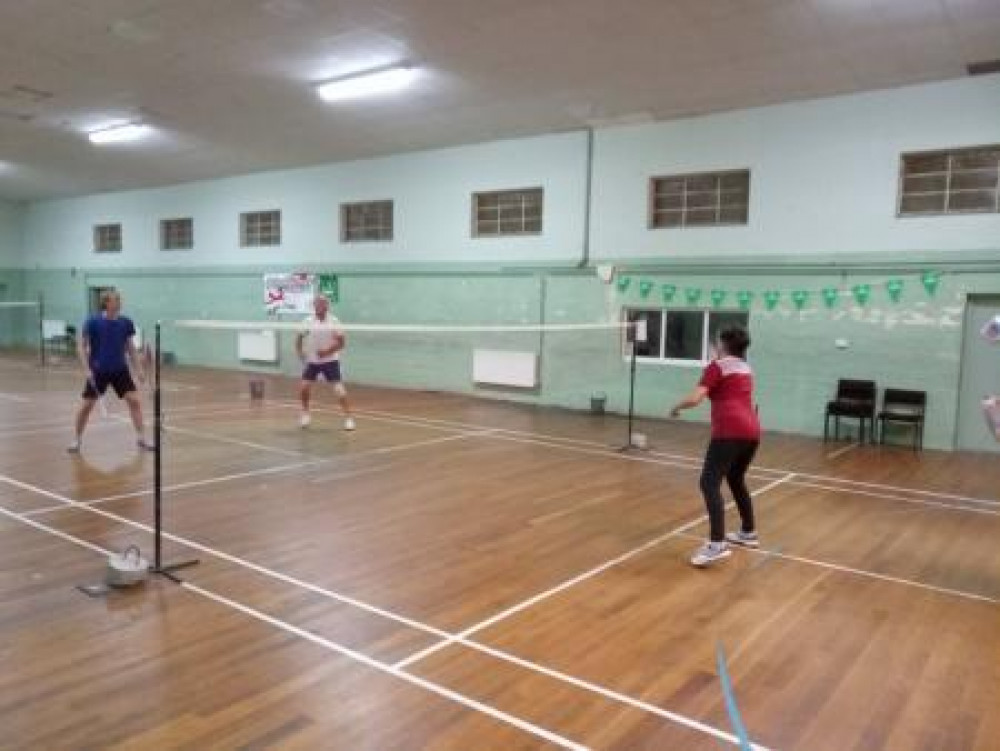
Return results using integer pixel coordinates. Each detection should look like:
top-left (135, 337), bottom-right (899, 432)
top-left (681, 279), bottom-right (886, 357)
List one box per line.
top-left (472, 349), bottom-right (538, 388)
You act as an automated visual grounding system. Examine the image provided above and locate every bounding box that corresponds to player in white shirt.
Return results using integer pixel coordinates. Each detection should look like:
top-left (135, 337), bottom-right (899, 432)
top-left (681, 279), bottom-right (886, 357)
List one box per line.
top-left (295, 295), bottom-right (355, 430)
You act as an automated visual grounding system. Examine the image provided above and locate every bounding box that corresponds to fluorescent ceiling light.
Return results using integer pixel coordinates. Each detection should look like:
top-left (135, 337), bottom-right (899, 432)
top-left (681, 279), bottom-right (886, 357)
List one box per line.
top-left (316, 65), bottom-right (416, 102)
top-left (87, 123), bottom-right (152, 145)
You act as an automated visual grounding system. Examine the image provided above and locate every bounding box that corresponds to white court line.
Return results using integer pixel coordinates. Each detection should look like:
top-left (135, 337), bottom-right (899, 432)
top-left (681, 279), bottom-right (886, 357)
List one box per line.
top-left (184, 584), bottom-right (589, 751)
top-left (20, 458), bottom-right (327, 517)
top-left (0, 421), bottom-right (125, 439)
top-left (156, 404), bottom-right (480, 459)
top-left (0, 502), bottom-right (585, 751)
top-left (0, 470), bottom-right (460, 639)
top-left (324, 406), bottom-right (999, 516)
top-left (0, 393), bottom-right (31, 403)
top-left (789, 479), bottom-right (1000, 518)
top-left (0, 501), bottom-right (111, 557)
top-left (344, 405), bottom-right (1000, 508)
top-left (394, 473), bottom-right (798, 672)
top-left (676, 531), bottom-right (999, 605)
top-left (0, 469), bottom-right (777, 749)
top-left (331, 405), bottom-right (1000, 510)
top-left (825, 443), bottom-right (859, 460)
top-left (159, 423), bottom-right (312, 458)
top-left (24, 428), bottom-right (497, 517)
top-left (0, 400), bottom-right (249, 435)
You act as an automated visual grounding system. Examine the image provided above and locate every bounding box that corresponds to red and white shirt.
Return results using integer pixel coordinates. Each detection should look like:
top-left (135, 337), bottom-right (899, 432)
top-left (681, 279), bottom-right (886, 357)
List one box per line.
top-left (698, 356), bottom-right (760, 440)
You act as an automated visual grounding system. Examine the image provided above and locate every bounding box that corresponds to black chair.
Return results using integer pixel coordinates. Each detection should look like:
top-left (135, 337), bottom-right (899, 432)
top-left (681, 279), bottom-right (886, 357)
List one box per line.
top-left (824, 379), bottom-right (877, 443)
top-left (878, 389), bottom-right (926, 450)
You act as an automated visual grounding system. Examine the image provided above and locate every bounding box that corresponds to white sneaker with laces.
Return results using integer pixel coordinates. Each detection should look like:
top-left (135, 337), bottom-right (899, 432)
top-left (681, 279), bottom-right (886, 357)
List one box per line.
top-left (690, 541), bottom-right (731, 568)
top-left (725, 530), bottom-right (760, 549)
top-left (343, 417), bottom-right (356, 431)
top-left (299, 412), bottom-right (311, 428)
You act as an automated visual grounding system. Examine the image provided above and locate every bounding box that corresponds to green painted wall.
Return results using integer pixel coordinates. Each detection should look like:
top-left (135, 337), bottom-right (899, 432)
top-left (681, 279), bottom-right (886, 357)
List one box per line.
top-left (0, 201), bottom-right (27, 348)
top-left (16, 258), bottom-right (998, 451)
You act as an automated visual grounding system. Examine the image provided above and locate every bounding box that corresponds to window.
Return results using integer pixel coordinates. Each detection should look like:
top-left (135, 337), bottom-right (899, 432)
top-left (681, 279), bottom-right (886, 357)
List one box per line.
top-left (899, 146), bottom-right (1000, 216)
top-left (240, 210), bottom-right (281, 247)
top-left (650, 170), bottom-right (750, 228)
top-left (341, 200), bottom-right (393, 242)
top-left (623, 307), bottom-right (750, 364)
top-left (93, 223), bottom-right (122, 253)
top-left (473, 188), bottom-right (543, 236)
top-left (160, 217), bottom-right (193, 250)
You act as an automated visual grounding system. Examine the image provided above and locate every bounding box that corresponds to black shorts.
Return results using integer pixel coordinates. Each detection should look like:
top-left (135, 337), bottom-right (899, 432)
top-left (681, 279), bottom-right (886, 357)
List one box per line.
top-left (301, 361), bottom-right (342, 383)
top-left (83, 370), bottom-right (136, 399)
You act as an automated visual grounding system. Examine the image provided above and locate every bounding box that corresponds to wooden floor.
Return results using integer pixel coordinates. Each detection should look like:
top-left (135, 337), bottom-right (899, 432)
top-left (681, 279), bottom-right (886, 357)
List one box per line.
top-left (1, 355), bottom-right (999, 750)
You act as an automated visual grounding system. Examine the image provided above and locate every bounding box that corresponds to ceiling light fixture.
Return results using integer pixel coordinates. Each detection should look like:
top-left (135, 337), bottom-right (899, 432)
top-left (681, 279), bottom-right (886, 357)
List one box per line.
top-left (315, 64), bottom-right (416, 102)
top-left (87, 122), bottom-right (152, 145)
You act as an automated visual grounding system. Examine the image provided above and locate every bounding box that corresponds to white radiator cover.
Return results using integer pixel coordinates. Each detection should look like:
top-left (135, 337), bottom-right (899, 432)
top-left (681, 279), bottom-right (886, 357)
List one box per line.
top-left (472, 349), bottom-right (538, 388)
top-left (238, 330), bottom-right (279, 363)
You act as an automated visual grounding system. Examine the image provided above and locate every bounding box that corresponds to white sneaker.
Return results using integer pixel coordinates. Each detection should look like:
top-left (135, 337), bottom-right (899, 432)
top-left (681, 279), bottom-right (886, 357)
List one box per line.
top-left (137, 438), bottom-right (156, 452)
top-left (343, 417), bottom-right (356, 431)
top-left (67, 440), bottom-right (81, 454)
top-left (725, 530), bottom-right (760, 549)
top-left (299, 413), bottom-right (311, 429)
top-left (690, 541), bottom-right (731, 568)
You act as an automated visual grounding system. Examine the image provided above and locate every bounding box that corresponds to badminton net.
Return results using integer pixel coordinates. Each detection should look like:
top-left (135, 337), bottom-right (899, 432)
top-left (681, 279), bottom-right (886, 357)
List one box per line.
top-left (169, 317), bottom-right (638, 417)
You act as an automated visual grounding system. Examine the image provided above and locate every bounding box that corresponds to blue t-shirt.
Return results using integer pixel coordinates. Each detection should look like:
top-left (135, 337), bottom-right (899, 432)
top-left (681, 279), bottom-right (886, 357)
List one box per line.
top-left (83, 314), bottom-right (135, 374)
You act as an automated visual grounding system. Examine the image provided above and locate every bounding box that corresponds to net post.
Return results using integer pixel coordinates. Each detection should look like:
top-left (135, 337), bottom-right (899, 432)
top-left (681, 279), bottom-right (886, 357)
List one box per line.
top-left (150, 320), bottom-right (199, 582)
top-left (37, 291), bottom-right (45, 367)
top-left (618, 320), bottom-right (639, 452)
top-left (154, 321), bottom-right (162, 569)
top-left (628, 331), bottom-right (637, 442)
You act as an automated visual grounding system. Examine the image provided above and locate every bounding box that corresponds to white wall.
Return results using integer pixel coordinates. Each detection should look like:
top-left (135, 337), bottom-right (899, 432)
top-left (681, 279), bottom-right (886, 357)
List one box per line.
top-left (22, 131), bottom-right (589, 269)
top-left (18, 75), bottom-right (1000, 270)
top-left (590, 75), bottom-right (1000, 260)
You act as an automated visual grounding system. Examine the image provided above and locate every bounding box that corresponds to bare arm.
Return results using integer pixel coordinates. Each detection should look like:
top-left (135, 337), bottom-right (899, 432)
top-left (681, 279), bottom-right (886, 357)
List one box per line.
top-left (127, 336), bottom-right (144, 382)
top-left (295, 332), bottom-right (306, 359)
top-left (317, 332), bottom-right (345, 359)
top-left (669, 385), bottom-right (709, 418)
top-left (77, 328), bottom-right (91, 375)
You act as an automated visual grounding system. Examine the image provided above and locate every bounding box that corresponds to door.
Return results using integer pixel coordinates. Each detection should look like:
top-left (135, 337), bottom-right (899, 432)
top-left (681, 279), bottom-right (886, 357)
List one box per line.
top-left (957, 295), bottom-right (1000, 453)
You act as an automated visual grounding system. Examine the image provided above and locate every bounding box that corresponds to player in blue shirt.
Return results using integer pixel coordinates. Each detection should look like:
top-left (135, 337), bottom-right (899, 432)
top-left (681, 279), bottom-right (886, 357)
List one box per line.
top-left (69, 290), bottom-right (152, 453)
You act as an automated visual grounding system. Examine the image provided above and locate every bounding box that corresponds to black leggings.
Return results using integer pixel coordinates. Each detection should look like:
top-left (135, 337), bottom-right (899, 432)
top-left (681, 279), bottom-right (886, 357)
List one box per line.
top-left (699, 439), bottom-right (759, 542)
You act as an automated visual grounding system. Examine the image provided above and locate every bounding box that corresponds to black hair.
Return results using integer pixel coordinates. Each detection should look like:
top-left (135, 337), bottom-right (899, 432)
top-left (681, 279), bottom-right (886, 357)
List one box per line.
top-left (718, 325), bottom-right (750, 359)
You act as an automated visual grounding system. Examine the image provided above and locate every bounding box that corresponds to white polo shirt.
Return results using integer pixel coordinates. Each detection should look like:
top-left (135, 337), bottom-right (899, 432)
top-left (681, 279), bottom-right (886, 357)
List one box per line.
top-left (302, 314), bottom-right (343, 364)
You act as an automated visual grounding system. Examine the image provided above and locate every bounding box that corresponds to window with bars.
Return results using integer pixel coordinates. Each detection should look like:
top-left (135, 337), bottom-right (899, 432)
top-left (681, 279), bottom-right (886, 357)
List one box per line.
top-left (899, 146), bottom-right (1000, 216)
top-left (93, 223), bottom-right (122, 253)
top-left (160, 217), bottom-right (194, 250)
top-left (341, 200), bottom-right (393, 242)
top-left (623, 307), bottom-right (750, 364)
top-left (473, 188), bottom-right (543, 236)
top-left (650, 170), bottom-right (750, 228)
top-left (240, 210), bottom-right (281, 247)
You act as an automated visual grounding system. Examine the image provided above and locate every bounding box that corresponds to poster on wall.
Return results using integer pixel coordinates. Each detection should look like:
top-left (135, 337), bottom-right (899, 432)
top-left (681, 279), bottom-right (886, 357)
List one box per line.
top-left (264, 272), bottom-right (316, 315)
top-left (318, 273), bottom-right (339, 303)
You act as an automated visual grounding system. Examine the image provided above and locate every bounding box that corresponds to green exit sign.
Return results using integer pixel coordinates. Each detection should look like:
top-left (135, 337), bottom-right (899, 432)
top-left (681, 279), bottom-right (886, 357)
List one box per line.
top-left (319, 274), bottom-right (338, 302)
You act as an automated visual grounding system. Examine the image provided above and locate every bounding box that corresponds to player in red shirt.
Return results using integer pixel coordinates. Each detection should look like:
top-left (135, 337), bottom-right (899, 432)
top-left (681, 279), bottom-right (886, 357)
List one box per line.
top-left (670, 325), bottom-right (761, 567)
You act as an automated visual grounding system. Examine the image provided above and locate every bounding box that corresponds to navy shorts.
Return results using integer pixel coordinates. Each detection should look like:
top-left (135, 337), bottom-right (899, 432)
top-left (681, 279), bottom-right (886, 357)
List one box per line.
top-left (83, 370), bottom-right (136, 399)
top-left (301, 361), bottom-right (342, 383)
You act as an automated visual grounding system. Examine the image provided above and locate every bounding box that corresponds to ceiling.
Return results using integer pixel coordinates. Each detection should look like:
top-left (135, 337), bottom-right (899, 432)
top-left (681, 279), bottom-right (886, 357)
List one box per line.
top-left (0, 0), bottom-right (998, 201)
